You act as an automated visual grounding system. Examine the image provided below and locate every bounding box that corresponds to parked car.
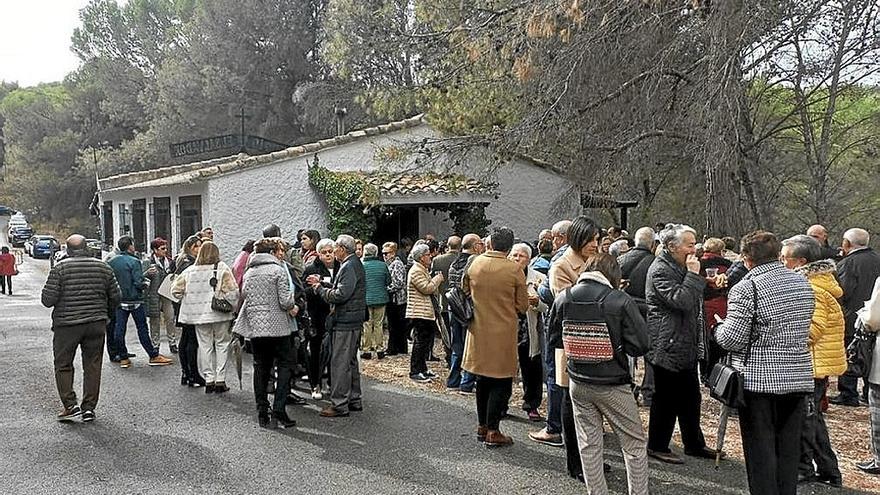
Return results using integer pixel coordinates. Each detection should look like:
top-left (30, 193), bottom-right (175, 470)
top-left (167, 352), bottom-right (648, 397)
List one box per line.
top-left (8, 226), bottom-right (34, 247)
top-left (32, 239), bottom-right (59, 259)
top-left (0, 205), bottom-right (13, 217)
top-left (25, 235), bottom-right (57, 256)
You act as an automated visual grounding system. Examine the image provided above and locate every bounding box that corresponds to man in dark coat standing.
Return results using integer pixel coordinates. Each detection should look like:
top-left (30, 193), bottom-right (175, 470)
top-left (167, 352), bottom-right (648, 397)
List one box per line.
top-left (644, 224), bottom-right (714, 464)
top-left (308, 234), bottom-right (367, 417)
top-left (619, 226), bottom-right (657, 406)
top-left (43, 234), bottom-right (120, 422)
top-left (832, 228), bottom-right (880, 406)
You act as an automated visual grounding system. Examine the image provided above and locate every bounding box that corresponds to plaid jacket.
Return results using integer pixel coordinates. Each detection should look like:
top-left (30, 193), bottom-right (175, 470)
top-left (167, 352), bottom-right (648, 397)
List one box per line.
top-left (715, 261), bottom-right (815, 395)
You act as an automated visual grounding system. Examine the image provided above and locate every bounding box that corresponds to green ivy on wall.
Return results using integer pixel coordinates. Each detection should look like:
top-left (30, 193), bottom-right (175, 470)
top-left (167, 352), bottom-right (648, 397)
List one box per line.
top-left (308, 160), bottom-right (377, 240)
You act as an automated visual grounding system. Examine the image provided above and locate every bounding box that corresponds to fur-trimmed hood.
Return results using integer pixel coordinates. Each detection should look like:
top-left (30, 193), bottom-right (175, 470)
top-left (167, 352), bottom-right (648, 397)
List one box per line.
top-left (794, 259), bottom-right (837, 277)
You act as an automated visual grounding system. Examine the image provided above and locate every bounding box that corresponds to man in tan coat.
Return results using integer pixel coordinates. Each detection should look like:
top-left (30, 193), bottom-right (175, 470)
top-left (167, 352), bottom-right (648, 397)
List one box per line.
top-left (463, 227), bottom-right (529, 447)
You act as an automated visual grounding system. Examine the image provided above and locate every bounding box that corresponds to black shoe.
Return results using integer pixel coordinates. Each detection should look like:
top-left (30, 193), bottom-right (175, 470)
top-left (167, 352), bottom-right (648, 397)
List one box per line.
top-left (169, 344), bottom-right (178, 354)
top-left (205, 383), bottom-right (216, 394)
top-left (798, 472), bottom-right (817, 484)
top-left (360, 352), bottom-right (372, 360)
top-left (258, 411), bottom-right (270, 428)
top-left (272, 410), bottom-right (297, 429)
top-left (81, 410), bottom-right (96, 423)
top-left (349, 403), bottom-right (363, 412)
top-left (286, 393), bottom-right (307, 405)
top-left (126, 353), bottom-right (136, 358)
top-left (424, 370), bottom-right (438, 378)
top-left (829, 395), bottom-right (860, 407)
top-left (181, 375), bottom-right (189, 386)
top-left (855, 460), bottom-right (880, 475)
top-left (603, 462), bottom-right (611, 473)
top-left (377, 351), bottom-right (385, 359)
top-left (815, 474), bottom-right (842, 487)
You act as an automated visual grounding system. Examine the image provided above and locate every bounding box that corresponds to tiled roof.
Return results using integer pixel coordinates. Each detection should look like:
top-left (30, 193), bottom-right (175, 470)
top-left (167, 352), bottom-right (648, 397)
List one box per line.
top-left (361, 171), bottom-right (495, 197)
top-left (99, 114), bottom-right (427, 192)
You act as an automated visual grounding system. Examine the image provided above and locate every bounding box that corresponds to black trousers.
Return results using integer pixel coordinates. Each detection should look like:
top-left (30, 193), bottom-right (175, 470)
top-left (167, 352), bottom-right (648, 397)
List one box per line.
top-left (799, 378), bottom-right (840, 479)
top-left (476, 375), bottom-right (513, 430)
top-left (386, 303), bottom-right (409, 354)
top-left (178, 324), bottom-right (201, 383)
top-left (409, 318), bottom-right (434, 376)
top-left (517, 343), bottom-right (544, 411)
top-left (739, 391), bottom-right (807, 495)
top-left (252, 335), bottom-right (293, 413)
top-left (105, 312), bottom-right (119, 361)
top-left (0, 275), bottom-right (11, 294)
top-left (647, 365), bottom-right (706, 453)
top-left (307, 326), bottom-right (327, 390)
top-left (561, 387), bottom-right (582, 478)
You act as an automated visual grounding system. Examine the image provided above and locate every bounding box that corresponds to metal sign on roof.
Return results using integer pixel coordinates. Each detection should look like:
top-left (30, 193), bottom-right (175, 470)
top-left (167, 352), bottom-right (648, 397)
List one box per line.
top-left (169, 134), bottom-right (288, 159)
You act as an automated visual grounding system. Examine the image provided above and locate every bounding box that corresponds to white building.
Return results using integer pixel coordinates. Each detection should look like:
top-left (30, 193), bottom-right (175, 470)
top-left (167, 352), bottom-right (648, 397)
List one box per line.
top-left (96, 115), bottom-right (597, 261)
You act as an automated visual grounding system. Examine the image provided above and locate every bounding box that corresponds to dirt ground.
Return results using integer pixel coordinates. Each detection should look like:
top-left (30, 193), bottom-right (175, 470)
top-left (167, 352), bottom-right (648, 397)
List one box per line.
top-left (360, 346), bottom-right (878, 492)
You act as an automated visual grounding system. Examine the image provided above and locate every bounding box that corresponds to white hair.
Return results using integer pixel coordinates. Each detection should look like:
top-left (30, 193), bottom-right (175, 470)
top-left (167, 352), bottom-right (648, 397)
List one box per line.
top-left (316, 238), bottom-right (336, 252)
top-left (659, 224), bottom-right (697, 249)
top-left (511, 242), bottom-right (532, 258)
top-left (551, 220), bottom-right (572, 236)
top-left (844, 228), bottom-right (869, 247)
top-left (363, 243), bottom-right (379, 257)
top-left (335, 234), bottom-right (356, 254)
top-left (609, 239), bottom-right (629, 257)
top-left (634, 227), bottom-right (655, 248)
top-left (410, 243), bottom-right (431, 261)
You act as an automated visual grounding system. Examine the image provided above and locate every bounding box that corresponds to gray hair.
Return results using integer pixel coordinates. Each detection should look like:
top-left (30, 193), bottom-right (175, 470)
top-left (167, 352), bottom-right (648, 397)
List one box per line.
top-left (410, 243), bottom-right (431, 261)
top-left (511, 242), bottom-right (532, 258)
top-left (316, 238), bottom-right (336, 253)
top-left (782, 234), bottom-right (822, 262)
top-left (335, 234), bottom-right (356, 254)
top-left (609, 239), bottom-right (629, 257)
top-left (634, 226), bottom-right (655, 248)
top-left (659, 224), bottom-right (697, 250)
top-left (843, 228), bottom-right (870, 248)
top-left (363, 243), bottom-right (378, 257)
top-left (551, 220), bottom-right (572, 236)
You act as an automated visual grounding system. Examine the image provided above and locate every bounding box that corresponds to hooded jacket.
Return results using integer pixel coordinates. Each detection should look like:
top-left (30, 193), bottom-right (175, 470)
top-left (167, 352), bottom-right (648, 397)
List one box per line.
top-left (795, 260), bottom-right (847, 378)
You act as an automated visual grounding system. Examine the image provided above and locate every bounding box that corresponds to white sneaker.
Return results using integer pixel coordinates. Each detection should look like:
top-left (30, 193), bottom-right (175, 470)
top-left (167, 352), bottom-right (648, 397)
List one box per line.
top-left (311, 388), bottom-right (323, 400)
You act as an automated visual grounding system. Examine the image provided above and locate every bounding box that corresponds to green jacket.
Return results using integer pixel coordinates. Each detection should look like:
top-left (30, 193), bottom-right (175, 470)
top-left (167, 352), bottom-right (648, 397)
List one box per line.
top-left (362, 256), bottom-right (391, 307)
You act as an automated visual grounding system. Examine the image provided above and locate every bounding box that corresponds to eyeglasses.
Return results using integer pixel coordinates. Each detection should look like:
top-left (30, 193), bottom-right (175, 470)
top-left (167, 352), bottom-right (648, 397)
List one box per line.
top-left (157, 247), bottom-right (167, 251)
top-left (382, 251), bottom-right (392, 255)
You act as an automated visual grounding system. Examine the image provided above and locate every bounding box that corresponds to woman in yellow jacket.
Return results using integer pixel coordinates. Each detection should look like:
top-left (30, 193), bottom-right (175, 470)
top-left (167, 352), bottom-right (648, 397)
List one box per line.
top-left (781, 235), bottom-right (845, 486)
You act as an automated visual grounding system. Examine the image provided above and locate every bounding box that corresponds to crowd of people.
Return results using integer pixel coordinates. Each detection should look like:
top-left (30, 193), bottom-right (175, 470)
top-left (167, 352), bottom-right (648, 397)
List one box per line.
top-left (37, 217), bottom-right (880, 494)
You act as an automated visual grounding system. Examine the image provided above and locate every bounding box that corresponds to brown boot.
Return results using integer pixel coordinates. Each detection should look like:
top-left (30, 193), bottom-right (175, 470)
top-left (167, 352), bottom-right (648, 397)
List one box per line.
top-left (476, 425), bottom-right (488, 442)
top-left (484, 430), bottom-right (513, 447)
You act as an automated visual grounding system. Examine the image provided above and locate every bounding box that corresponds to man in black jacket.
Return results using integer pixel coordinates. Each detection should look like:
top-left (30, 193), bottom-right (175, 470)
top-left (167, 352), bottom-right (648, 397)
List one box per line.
top-left (832, 228), bottom-right (880, 406)
top-left (42, 234), bottom-right (120, 422)
top-left (807, 224), bottom-right (842, 262)
top-left (308, 234), bottom-right (367, 417)
top-left (618, 226), bottom-right (656, 406)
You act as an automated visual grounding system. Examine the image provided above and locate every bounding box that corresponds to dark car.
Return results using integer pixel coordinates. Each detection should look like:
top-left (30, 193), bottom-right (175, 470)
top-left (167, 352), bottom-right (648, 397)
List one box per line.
top-left (33, 239), bottom-right (59, 259)
top-left (0, 205), bottom-right (13, 217)
top-left (9, 226), bottom-right (34, 247)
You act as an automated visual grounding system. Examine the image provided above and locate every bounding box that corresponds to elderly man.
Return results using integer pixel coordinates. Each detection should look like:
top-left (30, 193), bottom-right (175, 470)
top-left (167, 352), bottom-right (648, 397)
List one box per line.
top-left (832, 228), bottom-right (880, 407)
top-left (645, 224), bottom-right (713, 464)
top-left (807, 224), bottom-right (841, 261)
top-left (43, 235), bottom-right (121, 422)
top-left (620, 226), bottom-right (658, 406)
top-left (308, 234), bottom-right (367, 417)
top-left (446, 233), bottom-right (482, 393)
top-left (462, 227), bottom-right (529, 447)
top-left (780, 235), bottom-right (845, 486)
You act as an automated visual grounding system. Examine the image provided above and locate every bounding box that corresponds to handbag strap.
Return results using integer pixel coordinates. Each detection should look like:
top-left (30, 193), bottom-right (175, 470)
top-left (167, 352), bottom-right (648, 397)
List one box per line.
top-left (742, 279), bottom-right (759, 366)
top-left (210, 262), bottom-right (221, 296)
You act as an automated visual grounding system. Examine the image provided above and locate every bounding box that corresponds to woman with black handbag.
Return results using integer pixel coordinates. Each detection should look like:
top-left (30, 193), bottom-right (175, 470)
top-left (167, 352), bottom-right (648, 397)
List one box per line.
top-left (855, 276), bottom-right (880, 475)
top-left (172, 241), bottom-right (239, 394)
top-left (715, 231), bottom-right (815, 495)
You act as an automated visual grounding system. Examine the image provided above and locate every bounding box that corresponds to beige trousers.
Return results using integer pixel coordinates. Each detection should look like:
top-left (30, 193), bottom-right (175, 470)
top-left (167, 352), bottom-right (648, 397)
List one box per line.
top-left (569, 380), bottom-right (649, 495)
top-left (149, 297), bottom-right (179, 348)
top-left (195, 321), bottom-right (231, 383)
top-left (361, 305), bottom-right (386, 352)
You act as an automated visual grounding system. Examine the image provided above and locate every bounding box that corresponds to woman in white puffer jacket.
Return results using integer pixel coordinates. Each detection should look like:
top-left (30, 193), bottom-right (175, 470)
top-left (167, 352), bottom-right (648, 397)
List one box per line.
top-left (172, 241), bottom-right (238, 394)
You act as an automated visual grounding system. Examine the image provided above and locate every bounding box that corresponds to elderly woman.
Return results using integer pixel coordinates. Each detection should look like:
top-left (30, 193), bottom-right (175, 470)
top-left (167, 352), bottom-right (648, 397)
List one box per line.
top-left (383, 241), bottom-right (409, 356)
top-left (174, 235), bottom-right (204, 387)
top-left (645, 224), bottom-right (714, 464)
top-left (302, 238), bottom-right (339, 399)
top-left (856, 275), bottom-right (880, 475)
top-left (407, 243), bottom-right (444, 382)
top-left (172, 241), bottom-right (239, 394)
top-left (549, 254), bottom-right (650, 495)
top-left (716, 231), bottom-right (815, 495)
top-left (779, 235), bottom-right (845, 486)
top-left (233, 238), bottom-right (299, 428)
top-left (509, 242), bottom-right (547, 421)
top-left (361, 243), bottom-right (390, 360)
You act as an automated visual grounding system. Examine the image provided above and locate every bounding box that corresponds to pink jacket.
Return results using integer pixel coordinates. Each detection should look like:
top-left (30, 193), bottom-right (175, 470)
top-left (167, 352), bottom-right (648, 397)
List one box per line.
top-left (232, 251), bottom-right (250, 289)
top-left (0, 253), bottom-right (16, 276)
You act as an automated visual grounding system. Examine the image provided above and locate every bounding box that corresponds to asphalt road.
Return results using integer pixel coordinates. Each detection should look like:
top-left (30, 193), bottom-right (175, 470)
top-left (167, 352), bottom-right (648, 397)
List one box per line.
top-left (0, 257), bottom-right (867, 494)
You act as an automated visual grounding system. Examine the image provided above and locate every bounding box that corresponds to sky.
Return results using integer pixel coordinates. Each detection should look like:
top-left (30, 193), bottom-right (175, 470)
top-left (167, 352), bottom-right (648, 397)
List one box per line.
top-left (0, 0), bottom-right (93, 87)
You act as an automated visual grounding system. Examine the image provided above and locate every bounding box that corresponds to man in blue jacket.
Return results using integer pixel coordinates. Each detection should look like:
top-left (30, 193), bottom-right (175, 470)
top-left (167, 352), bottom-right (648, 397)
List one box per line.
top-left (107, 236), bottom-right (172, 368)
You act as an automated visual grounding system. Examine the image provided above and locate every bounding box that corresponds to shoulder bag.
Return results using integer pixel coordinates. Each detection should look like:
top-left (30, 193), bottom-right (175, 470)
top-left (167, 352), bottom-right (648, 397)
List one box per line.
top-left (708, 280), bottom-right (758, 409)
top-left (846, 318), bottom-right (876, 379)
top-left (445, 286), bottom-right (474, 323)
top-left (209, 263), bottom-right (234, 313)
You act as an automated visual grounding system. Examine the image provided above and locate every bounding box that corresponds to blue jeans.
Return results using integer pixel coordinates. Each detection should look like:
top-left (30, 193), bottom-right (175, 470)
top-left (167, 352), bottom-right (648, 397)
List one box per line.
top-left (446, 316), bottom-right (475, 390)
top-left (544, 334), bottom-right (562, 434)
top-left (114, 305), bottom-right (157, 360)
